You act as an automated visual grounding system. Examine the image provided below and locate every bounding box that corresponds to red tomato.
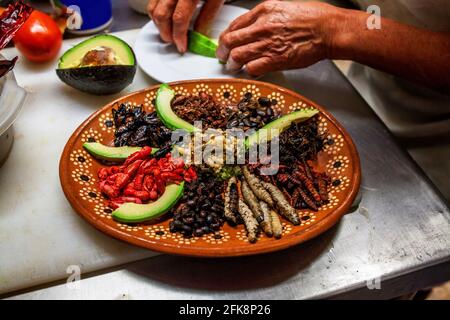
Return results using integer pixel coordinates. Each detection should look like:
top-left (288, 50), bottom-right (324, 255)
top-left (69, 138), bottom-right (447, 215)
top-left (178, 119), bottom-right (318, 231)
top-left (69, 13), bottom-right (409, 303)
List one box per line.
top-left (13, 10), bottom-right (62, 63)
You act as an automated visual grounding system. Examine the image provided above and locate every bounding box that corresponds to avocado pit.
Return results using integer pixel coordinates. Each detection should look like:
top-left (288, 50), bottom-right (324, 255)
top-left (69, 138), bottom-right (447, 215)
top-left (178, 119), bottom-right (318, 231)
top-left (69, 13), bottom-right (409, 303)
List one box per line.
top-left (80, 46), bottom-right (117, 67)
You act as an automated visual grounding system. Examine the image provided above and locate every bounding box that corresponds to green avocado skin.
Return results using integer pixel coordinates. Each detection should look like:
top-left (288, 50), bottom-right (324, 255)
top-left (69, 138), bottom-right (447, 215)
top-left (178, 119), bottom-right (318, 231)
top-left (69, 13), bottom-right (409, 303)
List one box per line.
top-left (56, 65), bottom-right (136, 95)
top-left (112, 183), bottom-right (185, 223)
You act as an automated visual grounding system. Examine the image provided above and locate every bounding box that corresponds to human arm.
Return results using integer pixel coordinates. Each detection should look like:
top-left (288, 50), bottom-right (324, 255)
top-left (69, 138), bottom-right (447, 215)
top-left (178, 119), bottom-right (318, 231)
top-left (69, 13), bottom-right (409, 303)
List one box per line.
top-left (216, 1), bottom-right (450, 93)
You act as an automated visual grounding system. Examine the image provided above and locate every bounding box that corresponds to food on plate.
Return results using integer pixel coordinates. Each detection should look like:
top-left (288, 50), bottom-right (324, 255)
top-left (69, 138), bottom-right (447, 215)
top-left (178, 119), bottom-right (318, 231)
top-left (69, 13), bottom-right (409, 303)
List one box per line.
top-left (245, 108), bottom-right (319, 148)
top-left (238, 199), bottom-right (259, 243)
top-left (260, 181), bottom-right (300, 226)
top-left (169, 171), bottom-right (225, 238)
top-left (83, 142), bottom-right (153, 162)
top-left (259, 201), bottom-right (273, 237)
top-left (169, 90), bottom-right (278, 131)
top-left (241, 179), bottom-right (264, 223)
top-left (83, 83), bottom-right (334, 243)
top-left (171, 89), bottom-right (230, 130)
top-left (224, 176), bottom-right (240, 225)
top-left (14, 10), bottom-right (62, 63)
top-left (95, 145), bottom-right (197, 216)
top-left (112, 183), bottom-right (185, 223)
top-left (269, 209), bottom-right (283, 239)
top-left (0, 1), bottom-right (33, 78)
top-left (279, 119), bottom-right (326, 163)
top-left (112, 102), bottom-right (172, 147)
top-left (156, 84), bottom-right (197, 132)
top-left (242, 166), bottom-right (273, 206)
top-left (269, 118), bottom-right (332, 211)
top-left (227, 95), bottom-right (277, 130)
top-left (187, 30), bottom-right (218, 58)
top-left (56, 34), bottom-right (136, 95)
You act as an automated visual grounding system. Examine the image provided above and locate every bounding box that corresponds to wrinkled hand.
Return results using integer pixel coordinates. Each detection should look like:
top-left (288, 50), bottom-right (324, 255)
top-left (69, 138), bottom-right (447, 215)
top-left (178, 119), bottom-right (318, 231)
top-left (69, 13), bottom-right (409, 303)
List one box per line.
top-left (147, 0), bottom-right (199, 53)
top-left (217, 1), bottom-right (341, 76)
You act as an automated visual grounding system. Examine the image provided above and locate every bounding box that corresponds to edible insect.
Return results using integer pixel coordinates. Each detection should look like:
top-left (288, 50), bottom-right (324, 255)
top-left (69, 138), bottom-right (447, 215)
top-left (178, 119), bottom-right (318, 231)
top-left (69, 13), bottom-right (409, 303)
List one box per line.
top-left (259, 201), bottom-right (273, 237)
top-left (238, 199), bottom-right (260, 243)
top-left (171, 92), bottom-right (230, 130)
top-left (242, 166), bottom-right (274, 206)
top-left (294, 170), bottom-right (322, 203)
top-left (279, 118), bottom-right (325, 163)
top-left (294, 187), bottom-right (318, 211)
top-left (241, 180), bottom-right (264, 223)
top-left (270, 210), bottom-right (283, 239)
top-left (316, 174), bottom-right (329, 202)
top-left (302, 159), bottom-right (314, 181)
top-left (224, 176), bottom-right (240, 225)
top-left (277, 173), bottom-right (302, 187)
top-left (261, 181), bottom-right (300, 225)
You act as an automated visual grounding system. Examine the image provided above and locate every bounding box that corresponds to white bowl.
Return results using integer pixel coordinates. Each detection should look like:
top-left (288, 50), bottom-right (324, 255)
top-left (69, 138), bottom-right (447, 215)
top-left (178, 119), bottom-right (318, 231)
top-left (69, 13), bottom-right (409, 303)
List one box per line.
top-left (0, 64), bottom-right (27, 167)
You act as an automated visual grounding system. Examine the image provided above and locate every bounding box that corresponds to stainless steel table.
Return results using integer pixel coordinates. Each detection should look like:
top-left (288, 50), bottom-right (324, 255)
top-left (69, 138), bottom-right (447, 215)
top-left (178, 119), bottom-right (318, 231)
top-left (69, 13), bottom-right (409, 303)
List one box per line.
top-left (6, 0), bottom-right (450, 300)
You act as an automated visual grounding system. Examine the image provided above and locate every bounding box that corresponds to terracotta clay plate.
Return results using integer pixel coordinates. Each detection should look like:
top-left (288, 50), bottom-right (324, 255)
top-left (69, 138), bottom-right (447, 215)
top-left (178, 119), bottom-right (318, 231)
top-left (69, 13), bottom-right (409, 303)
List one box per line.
top-left (60, 79), bottom-right (360, 257)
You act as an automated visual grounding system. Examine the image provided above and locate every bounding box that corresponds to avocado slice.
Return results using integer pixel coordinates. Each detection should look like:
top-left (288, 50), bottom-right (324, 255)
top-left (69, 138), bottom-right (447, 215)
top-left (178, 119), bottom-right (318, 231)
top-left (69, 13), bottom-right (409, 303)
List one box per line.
top-left (112, 182), bottom-right (184, 223)
top-left (156, 84), bottom-right (198, 132)
top-left (56, 34), bottom-right (136, 95)
top-left (245, 108), bottom-right (319, 148)
top-left (83, 142), bottom-right (158, 162)
top-left (188, 30), bottom-right (218, 58)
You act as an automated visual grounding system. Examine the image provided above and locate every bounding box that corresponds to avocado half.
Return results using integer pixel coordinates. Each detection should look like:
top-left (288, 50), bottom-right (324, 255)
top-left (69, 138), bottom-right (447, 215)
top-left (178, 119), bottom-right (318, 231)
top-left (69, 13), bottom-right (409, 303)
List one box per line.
top-left (245, 108), bottom-right (319, 148)
top-left (56, 34), bottom-right (137, 95)
top-left (83, 142), bottom-right (159, 162)
top-left (112, 182), bottom-right (185, 223)
top-left (156, 84), bottom-right (198, 132)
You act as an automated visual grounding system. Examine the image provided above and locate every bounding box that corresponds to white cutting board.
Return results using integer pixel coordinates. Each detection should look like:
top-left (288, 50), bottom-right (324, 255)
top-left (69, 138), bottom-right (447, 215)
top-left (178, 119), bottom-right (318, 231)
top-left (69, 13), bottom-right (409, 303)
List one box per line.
top-left (0, 30), bottom-right (160, 295)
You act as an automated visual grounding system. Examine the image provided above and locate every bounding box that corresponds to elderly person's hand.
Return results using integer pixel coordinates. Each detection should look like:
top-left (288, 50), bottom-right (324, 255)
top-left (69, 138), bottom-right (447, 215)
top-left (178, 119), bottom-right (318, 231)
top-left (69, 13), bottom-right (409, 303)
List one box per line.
top-left (147, 0), bottom-right (200, 53)
top-left (216, 1), bottom-right (342, 76)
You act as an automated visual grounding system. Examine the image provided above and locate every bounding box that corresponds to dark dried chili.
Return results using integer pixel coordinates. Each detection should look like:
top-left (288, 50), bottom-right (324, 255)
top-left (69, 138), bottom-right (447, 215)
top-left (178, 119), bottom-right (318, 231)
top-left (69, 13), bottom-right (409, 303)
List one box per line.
top-left (112, 103), bottom-right (172, 147)
top-left (0, 1), bottom-right (33, 50)
top-left (0, 56), bottom-right (17, 78)
top-left (0, 1), bottom-right (33, 78)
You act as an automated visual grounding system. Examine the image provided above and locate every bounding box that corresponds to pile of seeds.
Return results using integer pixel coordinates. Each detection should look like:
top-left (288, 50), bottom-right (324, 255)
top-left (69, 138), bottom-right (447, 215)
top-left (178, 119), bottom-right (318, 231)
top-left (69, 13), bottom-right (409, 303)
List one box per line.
top-left (226, 94), bottom-right (277, 131)
top-left (112, 103), bottom-right (172, 147)
top-left (171, 92), bottom-right (231, 130)
top-left (169, 172), bottom-right (225, 238)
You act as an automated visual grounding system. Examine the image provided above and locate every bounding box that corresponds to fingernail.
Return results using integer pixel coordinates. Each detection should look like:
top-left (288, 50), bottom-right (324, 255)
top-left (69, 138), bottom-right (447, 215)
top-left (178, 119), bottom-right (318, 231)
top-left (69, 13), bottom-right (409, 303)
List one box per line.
top-left (225, 57), bottom-right (242, 72)
top-left (216, 45), bottom-right (229, 62)
top-left (175, 43), bottom-right (183, 53)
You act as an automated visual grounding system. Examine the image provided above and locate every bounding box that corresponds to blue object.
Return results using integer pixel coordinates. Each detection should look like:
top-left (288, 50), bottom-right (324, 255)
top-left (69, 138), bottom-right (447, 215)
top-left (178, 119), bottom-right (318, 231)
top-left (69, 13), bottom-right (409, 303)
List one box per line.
top-left (61, 0), bottom-right (113, 33)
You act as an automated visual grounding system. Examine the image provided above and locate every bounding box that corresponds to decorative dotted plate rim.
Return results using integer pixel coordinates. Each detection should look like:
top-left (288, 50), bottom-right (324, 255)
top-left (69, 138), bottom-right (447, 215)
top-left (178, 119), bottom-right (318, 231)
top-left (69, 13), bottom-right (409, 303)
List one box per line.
top-left (59, 79), bottom-right (361, 257)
